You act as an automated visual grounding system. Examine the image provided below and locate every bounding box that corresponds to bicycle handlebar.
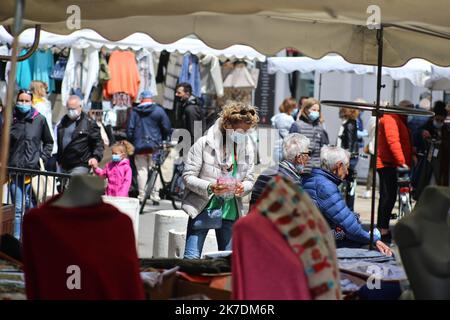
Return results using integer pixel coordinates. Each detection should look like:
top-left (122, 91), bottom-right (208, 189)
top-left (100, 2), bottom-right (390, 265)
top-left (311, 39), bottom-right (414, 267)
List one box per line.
top-left (396, 167), bottom-right (410, 174)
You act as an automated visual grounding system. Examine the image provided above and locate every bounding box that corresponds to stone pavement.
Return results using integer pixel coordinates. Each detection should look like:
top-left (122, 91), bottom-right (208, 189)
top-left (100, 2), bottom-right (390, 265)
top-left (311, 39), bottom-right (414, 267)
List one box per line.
top-left (137, 183), bottom-right (408, 258)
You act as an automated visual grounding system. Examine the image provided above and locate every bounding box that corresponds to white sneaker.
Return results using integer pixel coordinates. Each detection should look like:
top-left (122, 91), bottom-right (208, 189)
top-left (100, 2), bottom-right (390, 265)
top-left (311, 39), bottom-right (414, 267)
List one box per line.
top-left (150, 192), bottom-right (161, 202)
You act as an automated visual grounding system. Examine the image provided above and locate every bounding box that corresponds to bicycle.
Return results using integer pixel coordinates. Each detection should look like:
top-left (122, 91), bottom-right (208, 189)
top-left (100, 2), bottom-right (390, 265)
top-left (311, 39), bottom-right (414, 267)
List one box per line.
top-left (390, 167), bottom-right (412, 220)
top-left (139, 141), bottom-right (185, 214)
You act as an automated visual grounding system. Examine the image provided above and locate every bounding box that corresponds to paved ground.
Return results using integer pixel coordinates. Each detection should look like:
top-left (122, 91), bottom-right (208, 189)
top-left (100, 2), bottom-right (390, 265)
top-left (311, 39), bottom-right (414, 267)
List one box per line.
top-left (137, 183), bottom-right (405, 258)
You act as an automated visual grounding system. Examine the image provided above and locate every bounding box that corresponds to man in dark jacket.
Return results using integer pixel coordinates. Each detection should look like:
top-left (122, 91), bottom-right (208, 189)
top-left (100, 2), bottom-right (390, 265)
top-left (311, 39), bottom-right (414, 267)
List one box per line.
top-left (302, 145), bottom-right (392, 255)
top-left (127, 91), bottom-right (172, 201)
top-left (56, 95), bottom-right (104, 175)
top-left (250, 133), bottom-right (310, 206)
top-left (175, 82), bottom-right (204, 145)
top-left (414, 101), bottom-right (449, 195)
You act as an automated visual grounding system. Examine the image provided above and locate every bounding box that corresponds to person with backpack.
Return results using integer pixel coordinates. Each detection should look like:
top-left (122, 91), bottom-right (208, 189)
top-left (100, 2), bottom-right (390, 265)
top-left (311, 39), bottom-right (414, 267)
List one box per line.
top-left (126, 91), bottom-right (172, 202)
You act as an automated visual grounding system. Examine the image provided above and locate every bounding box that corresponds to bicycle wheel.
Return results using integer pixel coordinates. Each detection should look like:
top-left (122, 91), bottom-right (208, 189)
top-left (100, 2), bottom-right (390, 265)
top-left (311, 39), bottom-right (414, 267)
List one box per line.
top-left (139, 169), bottom-right (158, 214)
top-left (169, 170), bottom-right (185, 210)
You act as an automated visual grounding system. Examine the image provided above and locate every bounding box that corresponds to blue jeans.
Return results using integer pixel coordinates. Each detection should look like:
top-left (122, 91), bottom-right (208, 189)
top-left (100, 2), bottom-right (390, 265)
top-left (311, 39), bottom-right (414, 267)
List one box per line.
top-left (9, 176), bottom-right (34, 239)
top-left (184, 218), bottom-right (235, 259)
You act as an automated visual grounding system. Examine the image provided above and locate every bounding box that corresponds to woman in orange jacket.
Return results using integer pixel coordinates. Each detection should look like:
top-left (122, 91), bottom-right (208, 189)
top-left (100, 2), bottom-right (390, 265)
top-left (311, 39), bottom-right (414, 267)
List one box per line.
top-left (376, 101), bottom-right (413, 242)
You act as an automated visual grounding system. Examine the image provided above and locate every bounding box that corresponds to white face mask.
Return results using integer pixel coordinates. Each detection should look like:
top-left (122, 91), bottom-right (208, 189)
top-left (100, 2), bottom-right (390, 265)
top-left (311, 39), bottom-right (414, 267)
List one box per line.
top-left (67, 109), bottom-right (80, 120)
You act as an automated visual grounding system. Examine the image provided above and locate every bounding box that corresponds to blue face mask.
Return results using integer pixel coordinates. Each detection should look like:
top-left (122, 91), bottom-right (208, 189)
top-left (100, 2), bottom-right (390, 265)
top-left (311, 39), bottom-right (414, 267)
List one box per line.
top-left (294, 164), bottom-right (304, 174)
top-left (308, 111), bottom-right (320, 122)
top-left (230, 131), bottom-right (247, 144)
top-left (112, 154), bottom-right (122, 162)
top-left (16, 103), bottom-right (31, 114)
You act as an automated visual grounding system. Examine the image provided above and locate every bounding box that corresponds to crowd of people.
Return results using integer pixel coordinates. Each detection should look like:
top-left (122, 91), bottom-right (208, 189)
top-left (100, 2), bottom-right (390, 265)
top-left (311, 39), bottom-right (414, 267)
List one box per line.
top-left (1, 79), bottom-right (449, 258)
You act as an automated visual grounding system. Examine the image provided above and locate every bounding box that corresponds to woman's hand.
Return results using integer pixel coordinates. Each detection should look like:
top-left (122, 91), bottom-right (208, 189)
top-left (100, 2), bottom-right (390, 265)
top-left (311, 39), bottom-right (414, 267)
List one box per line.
top-left (375, 240), bottom-right (393, 256)
top-left (234, 182), bottom-right (244, 197)
top-left (210, 183), bottom-right (228, 196)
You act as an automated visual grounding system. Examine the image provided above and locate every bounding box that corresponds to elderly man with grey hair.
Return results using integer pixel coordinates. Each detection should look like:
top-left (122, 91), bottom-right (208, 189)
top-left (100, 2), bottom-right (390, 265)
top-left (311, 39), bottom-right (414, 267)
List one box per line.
top-left (56, 95), bottom-right (104, 175)
top-left (250, 133), bottom-right (311, 205)
top-left (302, 145), bottom-right (392, 255)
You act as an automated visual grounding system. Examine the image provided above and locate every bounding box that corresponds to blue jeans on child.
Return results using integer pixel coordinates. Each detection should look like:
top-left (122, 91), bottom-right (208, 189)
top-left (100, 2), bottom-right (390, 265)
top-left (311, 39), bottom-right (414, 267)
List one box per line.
top-left (9, 176), bottom-right (34, 239)
top-left (183, 218), bottom-right (235, 259)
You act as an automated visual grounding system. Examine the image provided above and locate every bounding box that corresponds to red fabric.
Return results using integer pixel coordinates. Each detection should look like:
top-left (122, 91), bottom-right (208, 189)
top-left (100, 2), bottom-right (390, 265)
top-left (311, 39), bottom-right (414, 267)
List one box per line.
top-left (22, 197), bottom-right (145, 300)
top-left (104, 50), bottom-right (140, 100)
top-left (94, 158), bottom-right (132, 197)
top-left (232, 209), bottom-right (312, 300)
top-left (377, 114), bottom-right (412, 169)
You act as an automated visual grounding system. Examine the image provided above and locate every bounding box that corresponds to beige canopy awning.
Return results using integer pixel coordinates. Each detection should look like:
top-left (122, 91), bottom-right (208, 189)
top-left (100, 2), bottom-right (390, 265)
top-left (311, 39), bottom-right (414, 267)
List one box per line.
top-left (1, 0), bottom-right (450, 67)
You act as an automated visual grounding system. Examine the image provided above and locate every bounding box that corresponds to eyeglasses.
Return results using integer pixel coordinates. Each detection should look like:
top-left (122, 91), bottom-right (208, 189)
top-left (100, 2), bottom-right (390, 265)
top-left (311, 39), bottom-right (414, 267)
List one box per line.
top-left (232, 107), bottom-right (256, 116)
top-left (18, 89), bottom-right (33, 96)
top-left (297, 152), bottom-right (311, 159)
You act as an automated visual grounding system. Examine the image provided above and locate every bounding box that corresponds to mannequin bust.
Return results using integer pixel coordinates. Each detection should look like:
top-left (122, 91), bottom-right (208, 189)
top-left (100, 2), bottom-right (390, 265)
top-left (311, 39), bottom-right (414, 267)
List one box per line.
top-left (52, 175), bottom-right (105, 208)
top-left (393, 186), bottom-right (450, 300)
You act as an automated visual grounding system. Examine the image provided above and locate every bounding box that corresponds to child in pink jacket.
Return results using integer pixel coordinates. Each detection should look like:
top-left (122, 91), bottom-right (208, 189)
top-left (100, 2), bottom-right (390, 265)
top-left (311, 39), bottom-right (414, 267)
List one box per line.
top-left (92, 141), bottom-right (134, 197)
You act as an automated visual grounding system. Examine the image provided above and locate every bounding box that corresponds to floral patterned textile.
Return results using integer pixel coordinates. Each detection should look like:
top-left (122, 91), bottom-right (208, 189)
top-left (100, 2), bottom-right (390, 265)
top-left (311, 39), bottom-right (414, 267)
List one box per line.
top-left (255, 176), bottom-right (342, 300)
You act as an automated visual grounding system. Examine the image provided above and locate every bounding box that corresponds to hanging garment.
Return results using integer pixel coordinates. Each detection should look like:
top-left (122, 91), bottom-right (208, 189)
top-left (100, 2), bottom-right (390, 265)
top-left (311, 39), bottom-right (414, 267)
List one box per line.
top-left (104, 50), bottom-right (140, 101)
top-left (61, 47), bottom-right (100, 108)
top-left (32, 97), bottom-right (56, 154)
top-left (156, 50), bottom-right (170, 83)
top-left (232, 209), bottom-right (312, 300)
top-left (163, 53), bottom-right (183, 110)
top-left (90, 51), bottom-right (111, 106)
top-left (136, 49), bottom-right (158, 100)
top-left (112, 92), bottom-right (132, 108)
top-left (50, 56), bottom-right (68, 81)
top-left (15, 48), bottom-right (33, 89)
top-left (233, 176), bottom-right (341, 300)
top-left (0, 45), bottom-right (8, 81)
top-left (0, 81), bottom-right (6, 105)
top-left (223, 63), bottom-right (259, 89)
top-left (200, 55), bottom-right (224, 97)
top-left (179, 53), bottom-right (201, 97)
top-left (29, 49), bottom-right (55, 93)
top-left (218, 88), bottom-right (253, 106)
top-left (22, 196), bottom-right (145, 300)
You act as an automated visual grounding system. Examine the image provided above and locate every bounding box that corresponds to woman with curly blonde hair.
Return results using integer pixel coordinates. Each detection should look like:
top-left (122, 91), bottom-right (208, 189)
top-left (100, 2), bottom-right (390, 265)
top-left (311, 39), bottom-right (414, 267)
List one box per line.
top-left (182, 101), bottom-right (259, 259)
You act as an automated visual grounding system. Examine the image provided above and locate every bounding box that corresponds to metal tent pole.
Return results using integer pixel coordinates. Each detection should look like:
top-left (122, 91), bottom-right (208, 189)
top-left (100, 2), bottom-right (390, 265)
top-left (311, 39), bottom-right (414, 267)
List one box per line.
top-left (369, 26), bottom-right (384, 249)
top-left (0, 0), bottom-right (25, 241)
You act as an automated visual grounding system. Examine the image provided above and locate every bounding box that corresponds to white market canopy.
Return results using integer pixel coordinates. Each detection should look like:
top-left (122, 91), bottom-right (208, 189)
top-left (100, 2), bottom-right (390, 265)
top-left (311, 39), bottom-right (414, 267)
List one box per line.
top-left (1, 0), bottom-right (450, 67)
top-left (0, 26), bottom-right (266, 61)
top-left (267, 55), bottom-right (450, 89)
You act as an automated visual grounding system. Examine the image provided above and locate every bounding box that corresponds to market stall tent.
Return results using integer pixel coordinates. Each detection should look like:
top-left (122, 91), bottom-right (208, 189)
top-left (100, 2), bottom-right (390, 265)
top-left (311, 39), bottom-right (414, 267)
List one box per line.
top-left (1, 0), bottom-right (450, 66)
top-left (0, 26), bottom-right (266, 61)
top-left (268, 55), bottom-right (450, 88)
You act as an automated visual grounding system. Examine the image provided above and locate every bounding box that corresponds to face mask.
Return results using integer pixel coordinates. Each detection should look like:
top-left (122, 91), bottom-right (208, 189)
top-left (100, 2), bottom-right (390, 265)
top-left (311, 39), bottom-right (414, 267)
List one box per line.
top-left (67, 109), bottom-right (80, 120)
top-left (433, 120), bottom-right (444, 129)
top-left (112, 154), bottom-right (122, 162)
top-left (294, 164), bottom-right (304, 174)
top-left (16, 103), bottom-right (31, 114)
top-left (308, 111), bottom-right (320, 122)
top-left (230, 131), bottom-right (247, 144)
